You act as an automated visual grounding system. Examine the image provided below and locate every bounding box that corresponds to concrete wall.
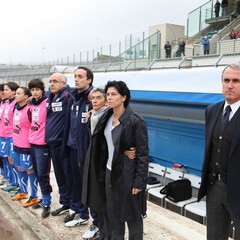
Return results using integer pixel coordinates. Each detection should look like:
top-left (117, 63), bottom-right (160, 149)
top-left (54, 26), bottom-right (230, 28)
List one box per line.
top-left (149, 23), bottom-right (185, 49)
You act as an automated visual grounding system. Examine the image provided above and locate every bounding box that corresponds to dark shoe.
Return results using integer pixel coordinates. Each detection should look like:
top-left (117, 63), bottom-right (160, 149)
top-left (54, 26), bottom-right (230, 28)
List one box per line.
top-left (51, 205), bottom-right (69, 216)
top-left (32, 199), bottom-right (43, 209)
top-left (42, 206), bottom-right (51, 218)
top-left (64, 210), bottom-right (77, 223)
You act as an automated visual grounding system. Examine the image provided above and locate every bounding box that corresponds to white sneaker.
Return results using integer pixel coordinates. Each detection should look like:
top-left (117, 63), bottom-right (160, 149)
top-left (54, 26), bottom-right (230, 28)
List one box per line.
top-left (0, 182), bottom-right (9, 189)
top-left (0, 179), bottom-right (6, 185)
top-left (65, 213), bottom-right (89, 227)
top-left (82, 224), bottom-right (100, 239)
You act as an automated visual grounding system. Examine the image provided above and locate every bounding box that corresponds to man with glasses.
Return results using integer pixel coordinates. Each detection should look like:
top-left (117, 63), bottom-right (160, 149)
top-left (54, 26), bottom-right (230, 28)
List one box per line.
top-left (44, 73), bottom-right (71, 217)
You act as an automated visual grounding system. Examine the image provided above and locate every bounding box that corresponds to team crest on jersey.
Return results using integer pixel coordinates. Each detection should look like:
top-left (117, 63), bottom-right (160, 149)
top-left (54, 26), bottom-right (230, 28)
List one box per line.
top-left (13, 112), bottom-right (21, 125)
top-left (32, 108), bottom-right (40, 121)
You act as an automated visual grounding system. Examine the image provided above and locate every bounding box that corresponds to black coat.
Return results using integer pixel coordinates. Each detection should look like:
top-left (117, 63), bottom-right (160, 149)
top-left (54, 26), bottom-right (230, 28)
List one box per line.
top-left (82, 106), bottom-right (149, 221)
top-left (164, 43), bottom-right (172, 53)
top-left (237, 1), bottom-right (240, 14)
top-left (221, 0), bottom-right (228, 7)
top-left (178, 41), bottom-right (185, 53)
top-left (198, 101), bottom-right (240, 218)
top-left (214, 2), bottom-right (220, 12)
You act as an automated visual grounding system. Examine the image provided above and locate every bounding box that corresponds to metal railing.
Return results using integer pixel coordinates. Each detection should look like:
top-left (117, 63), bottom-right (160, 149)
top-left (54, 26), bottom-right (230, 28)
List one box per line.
top-left (1, 52), bottom-right (240, 87)
top-left (193, 38), bottom-right (240, 56)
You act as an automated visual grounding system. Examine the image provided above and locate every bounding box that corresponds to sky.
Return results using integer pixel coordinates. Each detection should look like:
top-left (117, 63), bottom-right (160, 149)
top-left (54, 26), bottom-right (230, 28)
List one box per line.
top-left (0, 0), bottom-right (205, 65)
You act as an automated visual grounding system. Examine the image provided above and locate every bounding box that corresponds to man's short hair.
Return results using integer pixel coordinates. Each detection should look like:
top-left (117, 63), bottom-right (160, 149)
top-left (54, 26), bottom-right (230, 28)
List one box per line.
top-left (221, 63), bottom-right (240, 80)
top-left (76, 66), bottom-right (94, 86)
top-left (52, 73), bottom-right (67, 83)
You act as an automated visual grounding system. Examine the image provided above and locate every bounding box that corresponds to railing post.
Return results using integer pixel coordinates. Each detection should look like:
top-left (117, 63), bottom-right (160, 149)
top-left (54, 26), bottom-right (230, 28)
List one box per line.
top-left (142, 32), bottom-right (145, 59)
top-left (118, 41), bottom-right (121, 57)
top-left (130, 34), bottom-right (132, 60)
top-left (109, 44), bottom-right (111, 62)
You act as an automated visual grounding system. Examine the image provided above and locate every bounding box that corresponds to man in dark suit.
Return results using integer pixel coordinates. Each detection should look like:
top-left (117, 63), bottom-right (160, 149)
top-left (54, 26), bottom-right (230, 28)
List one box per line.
top-left (198, 63), bottom-right (240, 239)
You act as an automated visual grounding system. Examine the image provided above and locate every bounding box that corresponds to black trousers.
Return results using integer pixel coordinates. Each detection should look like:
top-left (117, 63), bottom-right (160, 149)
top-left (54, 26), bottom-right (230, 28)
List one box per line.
top-left (96, 210), bottom-right (111, 240)
top-left (66, 148), bottom-right (98, 225)
top-left (66, 148), bottom-right (89, 217)
top-left (207, 180), bottom-right (240, 240)
top-left (105, 169), bottom-right (143, 240)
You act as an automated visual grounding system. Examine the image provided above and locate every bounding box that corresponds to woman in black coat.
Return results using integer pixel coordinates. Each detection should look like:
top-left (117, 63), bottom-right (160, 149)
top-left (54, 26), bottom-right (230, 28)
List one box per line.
top-left (82, 81), bottom-right (149, 240)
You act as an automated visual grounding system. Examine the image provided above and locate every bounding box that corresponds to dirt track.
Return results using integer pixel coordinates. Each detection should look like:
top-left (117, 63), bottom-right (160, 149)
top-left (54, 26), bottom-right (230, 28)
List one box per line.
top-left (0, 168), bottom-right (206, 240)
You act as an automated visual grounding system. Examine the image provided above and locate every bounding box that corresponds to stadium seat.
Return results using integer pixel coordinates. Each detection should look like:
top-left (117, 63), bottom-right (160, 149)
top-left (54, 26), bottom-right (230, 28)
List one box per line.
top-left (147, 163), bottom-right (166, 190)
top-left (148, 167), bottom-right (184, 207)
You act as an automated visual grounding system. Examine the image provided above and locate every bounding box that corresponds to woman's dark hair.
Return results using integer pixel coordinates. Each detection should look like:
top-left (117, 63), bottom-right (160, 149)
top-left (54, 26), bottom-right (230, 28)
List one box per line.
top-left (76, 66), bottom-right (94, 86)
top-left (105, 80), bottom-right (131, 108)
top-left (0, 83), bottom-right (5, 91)
top-left (28, 78), bottom-right (45, 93)
top-left (18, 87), bottom-right (32, 98)
top-left (5, 82), bottom-right (19, 91)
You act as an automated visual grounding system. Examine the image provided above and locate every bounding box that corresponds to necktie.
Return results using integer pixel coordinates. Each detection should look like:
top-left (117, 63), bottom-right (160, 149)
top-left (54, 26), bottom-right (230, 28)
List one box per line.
top-left (221, 105), bottom-right (231, 131)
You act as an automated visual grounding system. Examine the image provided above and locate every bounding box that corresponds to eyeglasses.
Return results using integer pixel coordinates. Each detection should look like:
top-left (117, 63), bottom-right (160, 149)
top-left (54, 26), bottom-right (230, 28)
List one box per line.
top-left (49, 79), bottom-right (64, 84)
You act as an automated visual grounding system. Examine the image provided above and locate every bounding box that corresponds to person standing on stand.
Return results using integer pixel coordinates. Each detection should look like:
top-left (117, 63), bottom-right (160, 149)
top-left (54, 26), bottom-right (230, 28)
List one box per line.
top-left (237, 0), bottom-right (240, 16)
top-left (214, 0), bottom-right (220, 17)
top-left (201, 36), bottom-right (210, 55)
top-left (198, 64), bottom-right (240, 239)
top-left (164, 41), bottom-right (172, 58)
top-left (221, 0), bottom-right (228, 16)
top-left (229, 30), bottom-right (237, 40)
top-left (178, 39), bottom-right (185, 57)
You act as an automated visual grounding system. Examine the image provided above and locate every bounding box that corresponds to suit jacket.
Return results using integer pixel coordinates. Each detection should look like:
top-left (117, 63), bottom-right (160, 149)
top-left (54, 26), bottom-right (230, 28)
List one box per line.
top-left (198, 101), bottom-right (240, 218)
